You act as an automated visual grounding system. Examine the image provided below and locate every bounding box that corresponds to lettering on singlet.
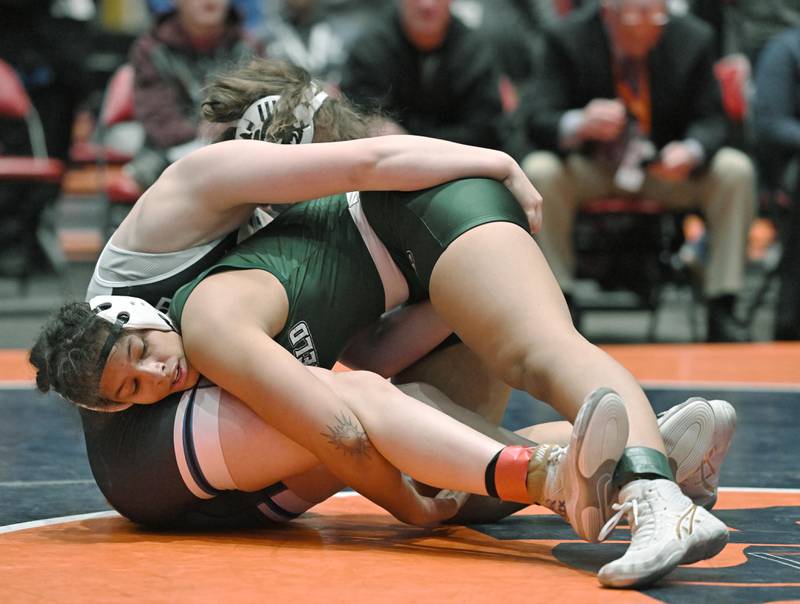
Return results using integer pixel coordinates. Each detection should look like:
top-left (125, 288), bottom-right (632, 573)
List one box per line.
top-left (288, 321), bottom-right (318, 366)
top-left (155, 296), bottom-right (171, 313)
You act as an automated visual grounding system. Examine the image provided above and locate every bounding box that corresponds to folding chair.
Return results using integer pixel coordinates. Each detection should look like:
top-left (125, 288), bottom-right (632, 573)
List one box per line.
top-left (90, 63), bottom-right (142, 237)
top-left (574, 197), bottom-right (700, 342)
top-left (0, 58), bottom-right (68, 294)
top-left (572, 55), bottom-right (755, 342)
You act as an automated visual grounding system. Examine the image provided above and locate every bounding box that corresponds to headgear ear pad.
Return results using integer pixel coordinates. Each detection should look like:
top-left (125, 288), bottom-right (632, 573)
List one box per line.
top-left (90, 295), bottom-right (175, 332)
top-left (235, 86), bottom-right (328, 145)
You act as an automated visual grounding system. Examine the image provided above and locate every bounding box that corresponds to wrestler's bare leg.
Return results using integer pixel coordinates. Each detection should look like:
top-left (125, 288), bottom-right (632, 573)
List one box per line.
top-left (394, 342), bottom-right (572, 445)
top-left (216, 361), bottom-right (576, 527)
top-left (429, 222), bottom-right (665, 453)
top-left (393, 343), bottom-right (511, 424)
top-left (216, 374), bottom-right (541, 519)
top-left (216, 368), bottom-right (577, 503)
top-left (429, 223), bottom-right (732, 584)
top-left (217, 388), bottom-right (322, 492)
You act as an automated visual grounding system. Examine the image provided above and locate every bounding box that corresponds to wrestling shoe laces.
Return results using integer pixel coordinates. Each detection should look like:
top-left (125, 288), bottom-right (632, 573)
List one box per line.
top-left (596, 479), bottom-right (729, 588)
top-left (657, 398), bottom-right (736, 510)
top-left (538, 444), bottom-right (568, 518)
top-left (598, 498), bottom-right (641, 543)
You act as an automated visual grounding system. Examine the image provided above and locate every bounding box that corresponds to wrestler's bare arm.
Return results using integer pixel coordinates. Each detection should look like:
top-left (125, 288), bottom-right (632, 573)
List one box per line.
top-left (181, 270), bottom-right (464, 526)
top-left (115, 137), bottom-right (540, 253)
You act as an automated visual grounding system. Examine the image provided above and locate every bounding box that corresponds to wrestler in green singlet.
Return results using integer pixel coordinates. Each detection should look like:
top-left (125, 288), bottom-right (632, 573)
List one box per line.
top-left (168, 178), bottom-right (528, 369)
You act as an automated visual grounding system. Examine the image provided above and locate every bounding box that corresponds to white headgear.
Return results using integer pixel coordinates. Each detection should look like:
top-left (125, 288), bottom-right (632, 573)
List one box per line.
top-left (235, 84), bottom-right (329, 145)
top-left (90, 295), bottom-right (174, 374)
top-left (90, 295), bottom-right (174, 332)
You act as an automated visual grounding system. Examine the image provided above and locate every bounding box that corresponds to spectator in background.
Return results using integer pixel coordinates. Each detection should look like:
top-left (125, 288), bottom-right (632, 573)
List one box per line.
top-left (147, 0), bottom-right (265, 34)
top-left (124, 0), bottom-right (261, 192)
top-left (480, 0), bottom-right (541, 84)
top-left (692, 0), bottom-right (800, 63)
top-left (753, 26), bottom-right (800, 340)
top-left (520, 0), bottom-right (756, 342)
top-left (258, 0), bottom-right (347, 86)
top-left (340, 0), bottom-right (503, 150)
top-left (0, 0), bottom-right (94, 162)
top-left (0, 0), bottom-right (94, 275)
top-left (469, 0), bottom-right (543, 159)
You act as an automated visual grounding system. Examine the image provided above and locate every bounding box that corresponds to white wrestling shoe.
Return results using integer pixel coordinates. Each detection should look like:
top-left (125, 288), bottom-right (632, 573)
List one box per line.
top-left (597, 479), bottom-right (729, 588)
top-left (658, 398), bottom-right (737, 509)
top-left (536, 387), bottom-right (629, 543)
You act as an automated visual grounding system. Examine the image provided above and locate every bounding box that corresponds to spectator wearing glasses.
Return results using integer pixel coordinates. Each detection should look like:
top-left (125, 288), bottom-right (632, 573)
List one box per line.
top-left (519, 0), bottom-right (756, 342)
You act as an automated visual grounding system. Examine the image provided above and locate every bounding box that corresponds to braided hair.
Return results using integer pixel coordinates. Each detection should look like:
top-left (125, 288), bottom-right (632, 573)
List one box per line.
top-left (29, 302), bottom-right (117, 410)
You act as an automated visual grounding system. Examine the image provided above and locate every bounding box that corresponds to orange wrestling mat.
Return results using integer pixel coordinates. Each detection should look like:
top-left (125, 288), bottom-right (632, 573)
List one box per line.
top-left (5, 343), bottom-right (800, 385)
top-left (1, 489), bottom-right (798, 603)
top-left (3, 344), bottom-right (799, 602)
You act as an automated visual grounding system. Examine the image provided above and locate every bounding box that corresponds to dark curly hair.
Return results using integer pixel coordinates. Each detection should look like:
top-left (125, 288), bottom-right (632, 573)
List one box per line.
top-left (29, 302), bottom-right (117, 410)
top-left (201, 58), bottom-right (372, 144)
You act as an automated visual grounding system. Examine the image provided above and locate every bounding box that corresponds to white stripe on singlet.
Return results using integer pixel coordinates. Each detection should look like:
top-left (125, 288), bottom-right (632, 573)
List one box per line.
top-left (271, 489), bottom-right (316, 515)
top-left (346, 191), bottom-right (409, 311)
top-left (173, 393), bottom-right (214, 499)
top-left (255, 488), bottom-right (315, 522)
top-left (191, 386), bottom-right (237, 491)
top-left (256, 502), bottom-right (289, 522)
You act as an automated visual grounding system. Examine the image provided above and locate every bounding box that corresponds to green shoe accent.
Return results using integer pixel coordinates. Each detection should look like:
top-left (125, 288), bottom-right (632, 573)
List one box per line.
top-left (613, 446), bottom-right (674, 486)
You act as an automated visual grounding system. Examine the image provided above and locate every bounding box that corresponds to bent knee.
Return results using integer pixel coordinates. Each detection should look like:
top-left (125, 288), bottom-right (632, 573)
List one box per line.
top-left (494, 328), bottom-right (586, 395)
top-left (494, 345), bottom-right (554, 396)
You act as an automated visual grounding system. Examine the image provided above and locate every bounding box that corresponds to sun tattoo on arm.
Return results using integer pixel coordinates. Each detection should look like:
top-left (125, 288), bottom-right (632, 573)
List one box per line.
top-left (322, 413), bottom-right (373, 458)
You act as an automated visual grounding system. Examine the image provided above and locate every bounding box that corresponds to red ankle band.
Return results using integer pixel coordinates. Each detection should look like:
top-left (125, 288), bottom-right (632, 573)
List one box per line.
top-left (494, 446), bottom-right (532, 503)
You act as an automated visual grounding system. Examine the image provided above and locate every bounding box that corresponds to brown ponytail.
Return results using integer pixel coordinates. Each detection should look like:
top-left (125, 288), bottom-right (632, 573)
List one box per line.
top-left (202, 58), bottom-right (371, 144)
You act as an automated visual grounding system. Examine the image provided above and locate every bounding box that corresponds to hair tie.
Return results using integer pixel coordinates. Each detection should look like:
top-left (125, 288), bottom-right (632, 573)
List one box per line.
top-left (235, 84), bottom-right (328, 145)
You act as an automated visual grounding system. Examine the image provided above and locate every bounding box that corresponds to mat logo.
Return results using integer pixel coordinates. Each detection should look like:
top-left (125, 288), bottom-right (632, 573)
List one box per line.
top-left (475, 503), bottom-right (800, 603)
top-left (289, 321), bottom-right (318, 366)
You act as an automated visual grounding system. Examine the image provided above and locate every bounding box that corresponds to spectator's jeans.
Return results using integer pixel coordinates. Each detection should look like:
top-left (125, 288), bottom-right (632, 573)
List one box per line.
top-left (522, 148), bottom-right (756, 299)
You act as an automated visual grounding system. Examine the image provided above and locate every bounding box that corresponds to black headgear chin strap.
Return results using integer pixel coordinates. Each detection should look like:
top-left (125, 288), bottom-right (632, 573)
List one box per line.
top-left (95, 311), bottom-right (130, 372)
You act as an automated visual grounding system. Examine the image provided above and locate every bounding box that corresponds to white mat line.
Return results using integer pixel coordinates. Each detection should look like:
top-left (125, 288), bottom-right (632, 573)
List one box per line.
top-left (0, 479), bottom-right (97, 488)
top-left (0, 381), bottom-right (35, 390)
top-left (0, 511), bottom-right (120, 534)
top-left (719, 486), bottom-right (800, 494)
top-left (1, 487), bottom-right (796, 535)
top-left (750, 552), bottom-right (800, 571)
top-left (0, 491), bottom-right (359, 535)
top-left (640, 381), bottom-right (800, 392)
